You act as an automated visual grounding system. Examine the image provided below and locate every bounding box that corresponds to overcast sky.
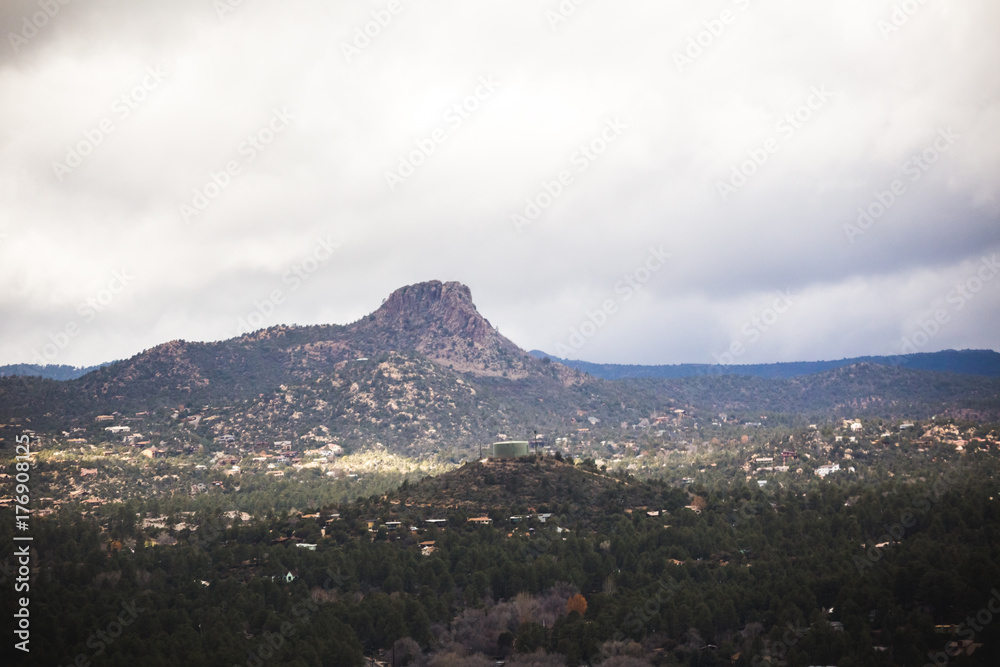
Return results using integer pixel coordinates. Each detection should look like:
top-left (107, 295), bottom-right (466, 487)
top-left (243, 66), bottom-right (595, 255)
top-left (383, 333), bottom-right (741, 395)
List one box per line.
top-left (1, 0), bottom-right (998, 368)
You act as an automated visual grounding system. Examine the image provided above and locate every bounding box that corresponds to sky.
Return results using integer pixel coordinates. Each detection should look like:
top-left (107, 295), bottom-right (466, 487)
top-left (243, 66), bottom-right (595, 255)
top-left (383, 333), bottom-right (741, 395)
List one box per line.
top-left (1, 0), bottom-right (998, 368)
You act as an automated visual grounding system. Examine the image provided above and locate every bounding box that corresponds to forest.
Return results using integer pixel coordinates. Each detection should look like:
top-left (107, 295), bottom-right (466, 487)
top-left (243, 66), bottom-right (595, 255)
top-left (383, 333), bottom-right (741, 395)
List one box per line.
top-left (4, 442), bottom-right (1000, 666)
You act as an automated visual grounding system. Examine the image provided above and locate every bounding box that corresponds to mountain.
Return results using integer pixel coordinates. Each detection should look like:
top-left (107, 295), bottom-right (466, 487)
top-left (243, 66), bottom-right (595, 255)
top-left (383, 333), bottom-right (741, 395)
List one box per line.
top-left (52, 280), bottom-right (578, 408)
top-left (1, 281), bottom-right (999, 450)
top-left (0, 362), bottom-right (108, 380)
top-left (348, 281), bottom-right (536, 378)
top-left (532, 348), bottom-right (1000, 380)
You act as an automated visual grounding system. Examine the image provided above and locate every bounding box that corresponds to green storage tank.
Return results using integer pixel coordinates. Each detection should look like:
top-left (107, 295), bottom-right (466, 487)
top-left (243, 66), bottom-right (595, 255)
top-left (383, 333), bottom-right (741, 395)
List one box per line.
top-left (491, 441), bottom-right (529, 458)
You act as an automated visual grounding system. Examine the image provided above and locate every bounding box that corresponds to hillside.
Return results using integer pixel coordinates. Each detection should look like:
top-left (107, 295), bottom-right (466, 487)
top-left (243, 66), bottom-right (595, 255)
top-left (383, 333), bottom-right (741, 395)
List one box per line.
top-left (535, 348), bottom-right (1000, 379)
top-left (384, 455), bottom-right (674, 517)
top-left (0, 362), bottom-right (107, 380)
top-left (1, 281), bottom-right (999, 452)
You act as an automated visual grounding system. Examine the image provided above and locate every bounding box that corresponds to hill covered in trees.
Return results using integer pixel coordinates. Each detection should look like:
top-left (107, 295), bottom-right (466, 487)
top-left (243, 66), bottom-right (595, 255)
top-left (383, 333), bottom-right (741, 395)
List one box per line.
top-left (534, 348), bottom-right (1000, 380)
top-left (5, 443), bottom-right (1000, 666)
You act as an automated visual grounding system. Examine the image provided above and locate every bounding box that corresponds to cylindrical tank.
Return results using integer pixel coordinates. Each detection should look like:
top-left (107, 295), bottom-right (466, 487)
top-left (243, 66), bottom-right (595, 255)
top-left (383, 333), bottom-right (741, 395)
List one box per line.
top-left (491, 441), bottom-right (529, 458)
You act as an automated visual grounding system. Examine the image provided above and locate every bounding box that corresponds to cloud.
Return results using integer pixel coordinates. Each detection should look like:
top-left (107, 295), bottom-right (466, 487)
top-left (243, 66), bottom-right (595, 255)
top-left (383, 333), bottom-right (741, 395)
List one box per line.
top-left (1, 0), bottom-right (998, 366)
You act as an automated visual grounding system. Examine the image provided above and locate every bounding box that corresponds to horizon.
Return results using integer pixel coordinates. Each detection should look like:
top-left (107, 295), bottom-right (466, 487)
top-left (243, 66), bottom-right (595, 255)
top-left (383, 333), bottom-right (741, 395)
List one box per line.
top-left (2, 274), bottom-right (998, 370)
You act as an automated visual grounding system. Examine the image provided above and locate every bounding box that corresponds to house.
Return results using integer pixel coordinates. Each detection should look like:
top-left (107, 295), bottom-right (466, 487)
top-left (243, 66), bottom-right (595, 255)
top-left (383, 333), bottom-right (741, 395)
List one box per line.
top-left (850, 422), bottom-right (863, 431)
top-left (467, 517), bottom-right (493, 525)
top-left (295, 543), bottom-right (317, 551)
top-left (95, 415), bottom-right (115, 422)
top-left (815, 464), bottom-right (840, 478)
top-left (385, 521), bottom-right (402, 529)
top-left (424, 518), bottom-right (447, 526)
top-left (105, 425), bottom-right (130, 434)
top-left (945, 640), bottom-right (983, 656)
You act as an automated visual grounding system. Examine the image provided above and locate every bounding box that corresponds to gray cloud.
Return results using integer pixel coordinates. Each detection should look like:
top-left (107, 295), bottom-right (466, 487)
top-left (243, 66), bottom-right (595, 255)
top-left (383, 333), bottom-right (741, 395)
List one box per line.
top-left (1, 0), bottom-right (998, 367)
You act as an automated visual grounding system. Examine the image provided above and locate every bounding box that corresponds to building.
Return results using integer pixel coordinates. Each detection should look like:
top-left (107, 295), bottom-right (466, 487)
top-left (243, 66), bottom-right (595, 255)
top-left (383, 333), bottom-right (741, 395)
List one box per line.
top-left (815, 463), bottom-right (841, 478)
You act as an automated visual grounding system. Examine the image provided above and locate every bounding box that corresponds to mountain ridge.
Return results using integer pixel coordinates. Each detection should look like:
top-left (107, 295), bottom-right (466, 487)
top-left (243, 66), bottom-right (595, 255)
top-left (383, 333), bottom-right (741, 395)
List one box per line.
top-left (1, 281), bottom-right (999, 447)
top-left (531, 348), bottom-right (1000, 379)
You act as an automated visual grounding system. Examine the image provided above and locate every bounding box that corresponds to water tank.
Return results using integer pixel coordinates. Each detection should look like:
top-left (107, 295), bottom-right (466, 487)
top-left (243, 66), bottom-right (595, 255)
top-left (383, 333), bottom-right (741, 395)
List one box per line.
top-left (491, 441), bottom-right (529, 458)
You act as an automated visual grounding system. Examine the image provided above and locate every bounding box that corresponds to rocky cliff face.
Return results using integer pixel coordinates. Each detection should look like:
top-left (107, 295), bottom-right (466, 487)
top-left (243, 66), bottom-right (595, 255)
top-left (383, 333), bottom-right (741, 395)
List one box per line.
top-left (350, 280), bottom-right (535, 378)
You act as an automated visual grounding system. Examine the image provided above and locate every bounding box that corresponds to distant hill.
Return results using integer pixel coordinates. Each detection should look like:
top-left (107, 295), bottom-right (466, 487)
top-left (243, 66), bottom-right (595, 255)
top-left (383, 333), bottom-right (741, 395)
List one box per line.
top-left (530, 349), bottom-right (1000, 379)
top-left (1, 281), bottom-right (998, 448)
top-left (0, 362), bottom-right (107, 381)
top-left (386, 455), bottom-right (673, 517)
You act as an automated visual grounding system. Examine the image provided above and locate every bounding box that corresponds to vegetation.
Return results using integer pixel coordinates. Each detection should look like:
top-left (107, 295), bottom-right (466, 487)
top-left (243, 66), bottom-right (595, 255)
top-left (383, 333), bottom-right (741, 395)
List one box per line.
top-left (3, 435), bottom-right (999, 666)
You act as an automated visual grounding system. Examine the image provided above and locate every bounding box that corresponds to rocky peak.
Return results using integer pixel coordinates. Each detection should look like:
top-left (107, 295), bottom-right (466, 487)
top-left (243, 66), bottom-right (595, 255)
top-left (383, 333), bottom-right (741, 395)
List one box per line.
top-left (351, 280), bottom-right (530, 378)
top-left (370, 281), bottom-right (486, 338)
